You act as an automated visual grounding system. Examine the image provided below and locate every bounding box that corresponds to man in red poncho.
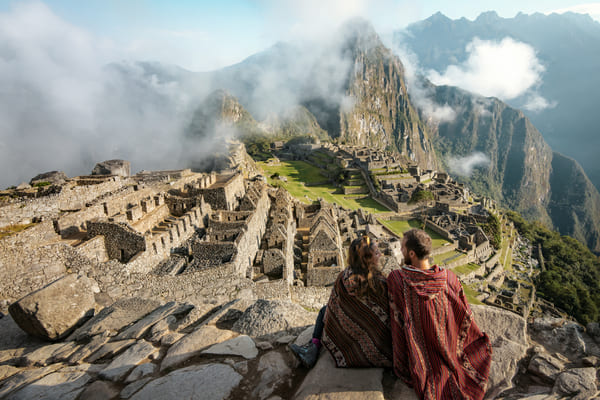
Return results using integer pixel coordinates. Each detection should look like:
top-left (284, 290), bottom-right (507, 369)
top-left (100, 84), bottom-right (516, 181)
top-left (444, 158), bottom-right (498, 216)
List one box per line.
top-left (388, 228), bottom-right (492, 400)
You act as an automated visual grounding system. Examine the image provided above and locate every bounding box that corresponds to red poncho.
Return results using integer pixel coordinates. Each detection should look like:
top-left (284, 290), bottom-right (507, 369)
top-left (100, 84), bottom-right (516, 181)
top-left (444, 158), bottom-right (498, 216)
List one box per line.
top-left (388, 266), bottom-right (492, 400)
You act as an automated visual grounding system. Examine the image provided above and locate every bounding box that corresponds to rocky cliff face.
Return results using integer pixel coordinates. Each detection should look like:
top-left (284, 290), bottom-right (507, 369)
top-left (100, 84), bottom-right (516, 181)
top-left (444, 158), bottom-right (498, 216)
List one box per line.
top-left (338, 21), bottom-right (437, 169)
top-left (548, 153), bottom-right (600, 253)
top-left (396, 11), bottom-right (600, 192)
top-left (206, 19), bottom-right (438, 170)
top-left (187, 89), bottom-right (260, 139)
top-left (430, 84), bottom-right (600, 253)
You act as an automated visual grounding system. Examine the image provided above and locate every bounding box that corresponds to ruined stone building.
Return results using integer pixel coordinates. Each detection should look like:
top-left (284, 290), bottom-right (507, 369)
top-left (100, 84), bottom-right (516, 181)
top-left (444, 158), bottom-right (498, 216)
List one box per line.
top-left (254, 188), bottom-right (296, 284)
top-left (294, 202), bottom-right (345, 286)
top-left (423, 209), bottom-right (494, 265)
top-left (188, 179), bottom-right (270, 278)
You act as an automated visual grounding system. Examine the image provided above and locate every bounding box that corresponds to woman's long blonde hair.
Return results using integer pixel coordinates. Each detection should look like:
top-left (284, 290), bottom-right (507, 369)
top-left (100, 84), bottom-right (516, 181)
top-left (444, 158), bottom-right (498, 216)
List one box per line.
top-left (348, 236), bottom-right (385, 297)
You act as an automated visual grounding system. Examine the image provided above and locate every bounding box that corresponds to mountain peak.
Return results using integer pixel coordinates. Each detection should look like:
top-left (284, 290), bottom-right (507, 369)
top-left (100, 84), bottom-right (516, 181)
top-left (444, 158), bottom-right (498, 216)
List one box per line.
top-left (427, 12), bottom-right (451, 22)
top-left (338, 17), bottom-right (381, 48)
top-left (475, 11), bottom-right (500, 22)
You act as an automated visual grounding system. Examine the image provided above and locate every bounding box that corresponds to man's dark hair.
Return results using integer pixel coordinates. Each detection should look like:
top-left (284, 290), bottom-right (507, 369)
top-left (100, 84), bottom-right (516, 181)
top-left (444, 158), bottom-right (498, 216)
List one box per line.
top-left (402, 228), bottom-right (432, 259)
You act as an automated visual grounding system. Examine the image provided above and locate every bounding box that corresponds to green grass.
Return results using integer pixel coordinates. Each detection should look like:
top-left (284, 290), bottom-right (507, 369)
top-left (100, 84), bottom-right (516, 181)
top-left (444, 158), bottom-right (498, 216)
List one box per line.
top-left (463, 284), bottom-right (484, 305)
top-left (452, 262), bottom-right (480, 276)
top-left (0, 223), bottom-right (36, 239)
top-left (258, 160), bottom-right (390, 214)
top-left (379, 219), bottom-right (453, 249)
top-left (434, 250), bottom-right (466, 266)
top-left (500, 225), bottom-right (514, 271)
top-left (344, 185), bottom-right (366, 189)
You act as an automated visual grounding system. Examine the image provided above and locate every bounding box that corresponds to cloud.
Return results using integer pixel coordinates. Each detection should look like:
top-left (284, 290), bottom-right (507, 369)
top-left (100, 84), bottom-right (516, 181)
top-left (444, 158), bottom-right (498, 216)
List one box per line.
top-left (548, 3), bottom-right (600, 21)
top-left (523, 94), bottom-right (558, 112)
top-left (447, 152), bottom-right (490, 177)
top-left (390, 40), bottom-right (457, 123)
top-left (0, 2), bottom-right (216, 188)
top-left (427, 37), bottom-right (547, 101)
top-left (425, 37), bottom-right (555, 112)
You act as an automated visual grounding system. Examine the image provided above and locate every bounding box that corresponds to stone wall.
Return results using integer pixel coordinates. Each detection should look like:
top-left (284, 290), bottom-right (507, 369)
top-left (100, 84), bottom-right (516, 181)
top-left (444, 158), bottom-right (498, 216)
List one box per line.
top-left (0, 177), bottom-right (124, 227)
top-left (128, 206), bottom-right (205, 274)
top-left (307, 252), bottom-right (343, 286)
top-left (130, 204), bottom-right (171, 234)
top-left (230, 185), bottom-right (270, 277)
top-left (425, 219), bottom-right (454, 242)
top-left (263, 249), bottom-right (286, 277)
top-left (197, 173), bottom-right (245, 211)
top-left (87, 221), bottom-right (146, 263)
top-left (0, 220), bottom-right (95, 307)
top-left (56, 204), bottom-right (107, 235)
top-left (76, 235), bottom-right (109, 263)
top-left (307, 265), bottom-right (343, 287)
top-left (290, 286), bottom-right (332, 310)
top-left (191, 242), bottom-right (237, 268)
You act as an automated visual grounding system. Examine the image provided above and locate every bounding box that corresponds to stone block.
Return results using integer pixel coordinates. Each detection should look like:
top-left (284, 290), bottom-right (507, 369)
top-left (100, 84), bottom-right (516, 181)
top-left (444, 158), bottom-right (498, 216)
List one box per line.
top-left (92, 160), bottom-right (130, 177)
top-left (9, 275), bottom-right (98, 341)
top-left (293, 351), bottom-right (385, 400)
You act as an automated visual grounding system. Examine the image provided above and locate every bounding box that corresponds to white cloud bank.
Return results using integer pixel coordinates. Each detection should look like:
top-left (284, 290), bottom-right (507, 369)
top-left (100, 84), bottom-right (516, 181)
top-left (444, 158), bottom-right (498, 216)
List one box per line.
top-left (427, 37), bottom-right (548, 102)
top-left (390, 43), bottom-right (457, 124)
top-left (448, 152), bottom-right (490, 177)
top-left (0, 2), bottom-right (214, 188)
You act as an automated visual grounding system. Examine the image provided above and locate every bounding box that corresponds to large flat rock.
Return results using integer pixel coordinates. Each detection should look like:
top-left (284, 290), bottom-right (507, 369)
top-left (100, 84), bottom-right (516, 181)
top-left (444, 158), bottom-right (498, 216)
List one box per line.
top-left (129, 364), bottom-right (242, 400)
top-left (115, 302), bottom-right (185, 340)
top-left (471, 305), bottom-right (529, 399)
top-left (294, 351), bottom-right (385, 400)
top-left (202, 335), bottom-right (258, 360)
top-left (232, 299), bottom-right (316, 337)
top-left (99, 341), bottom-right (158, 381)
top-left (6, 370), bottom-right (90, 400)
top-left (9, 274), bottom-right (98, 341)
top-left (68, 298), bottom-right (161, 341)
top-left (161, 325), bottom-right (235, 371)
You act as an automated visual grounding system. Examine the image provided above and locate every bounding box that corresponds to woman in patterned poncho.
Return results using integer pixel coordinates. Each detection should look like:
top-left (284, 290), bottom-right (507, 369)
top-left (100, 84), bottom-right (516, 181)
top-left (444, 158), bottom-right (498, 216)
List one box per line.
top-left (290, 235), bottom-right (393, 368)
top-left (321, 235), bottom-right (393, 367)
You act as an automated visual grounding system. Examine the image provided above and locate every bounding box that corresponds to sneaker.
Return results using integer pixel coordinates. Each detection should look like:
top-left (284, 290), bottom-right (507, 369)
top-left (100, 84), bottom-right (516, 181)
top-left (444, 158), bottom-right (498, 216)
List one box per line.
top-left (289, 342), bottom-right (319, 368)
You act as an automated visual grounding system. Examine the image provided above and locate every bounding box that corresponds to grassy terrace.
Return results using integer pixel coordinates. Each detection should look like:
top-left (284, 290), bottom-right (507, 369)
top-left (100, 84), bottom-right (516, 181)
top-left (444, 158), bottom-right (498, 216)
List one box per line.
top-left (258, 160), bottom-right (389, 214)
top-left (463, 284), bottom-right (484, 305)
top-left (379, 219), bottom-right (453, 249)
top-left (433, 250), bottom-right (465, 265)
top-left (500, 222), bottom-right (515, 271)
top-left (452, 262), bottom-right (480, 276)
top-left (0, 223), bottom-right (36, 239)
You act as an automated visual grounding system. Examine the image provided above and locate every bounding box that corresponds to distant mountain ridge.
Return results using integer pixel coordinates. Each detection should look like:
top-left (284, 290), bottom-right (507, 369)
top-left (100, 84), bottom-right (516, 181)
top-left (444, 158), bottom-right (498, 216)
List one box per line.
top-left (124, 18), bottom-right (600, 253)
top-left (395, 11), bottom-right (600, 191)
top-left (430, 85), bottom-right (600, 252)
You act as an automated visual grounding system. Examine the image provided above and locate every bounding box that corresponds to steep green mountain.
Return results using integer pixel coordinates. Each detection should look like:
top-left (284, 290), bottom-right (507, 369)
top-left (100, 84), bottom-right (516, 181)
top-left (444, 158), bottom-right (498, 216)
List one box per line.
top-left (431, 84), bottom-right (600, 253)
top-left (178, 18), bottom-right (600, 253)
top-left (261, 106), bottom-right (328, 140)
top-left (395, 11), bottom-right (600, 191)
top-left (337, 20), bottom-right (437, 168)
top-left (548, 153), bottom-right (600, 252)
top-left (208, 19), bottom-right (437, 169)
top-left (187, 89), bottom-right (261, 138)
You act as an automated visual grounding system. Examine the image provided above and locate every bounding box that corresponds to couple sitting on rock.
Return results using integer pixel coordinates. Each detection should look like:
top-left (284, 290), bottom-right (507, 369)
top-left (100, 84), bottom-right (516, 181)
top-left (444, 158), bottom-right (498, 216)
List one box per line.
top-left (290, 229), bottom-right (492, 400)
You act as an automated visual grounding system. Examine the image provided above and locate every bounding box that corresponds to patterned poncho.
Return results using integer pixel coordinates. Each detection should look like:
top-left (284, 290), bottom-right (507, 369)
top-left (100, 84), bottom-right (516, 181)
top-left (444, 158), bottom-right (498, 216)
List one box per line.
top-left (322, 268), bottom-right (393, 368)
top-left (388, 266), bottom-right (492, 400)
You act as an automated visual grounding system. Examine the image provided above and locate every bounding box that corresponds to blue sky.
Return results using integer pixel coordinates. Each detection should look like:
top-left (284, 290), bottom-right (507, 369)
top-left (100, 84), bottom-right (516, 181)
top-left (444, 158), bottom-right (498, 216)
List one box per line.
top-left (1, 0), bottom-right (599, 71)
top-left (0, 0), bottom-right (599, 185)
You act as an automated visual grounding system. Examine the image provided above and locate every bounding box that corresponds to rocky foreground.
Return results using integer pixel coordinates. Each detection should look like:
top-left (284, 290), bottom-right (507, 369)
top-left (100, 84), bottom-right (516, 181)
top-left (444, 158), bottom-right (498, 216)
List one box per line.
top-left (0, 275), bottom-right (599, 399)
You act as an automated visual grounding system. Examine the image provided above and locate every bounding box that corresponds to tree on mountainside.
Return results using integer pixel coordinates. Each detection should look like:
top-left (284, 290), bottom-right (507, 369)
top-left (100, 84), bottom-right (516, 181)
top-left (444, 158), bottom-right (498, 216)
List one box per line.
top-left (507, 211), bottom-right (600, 324)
